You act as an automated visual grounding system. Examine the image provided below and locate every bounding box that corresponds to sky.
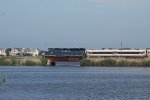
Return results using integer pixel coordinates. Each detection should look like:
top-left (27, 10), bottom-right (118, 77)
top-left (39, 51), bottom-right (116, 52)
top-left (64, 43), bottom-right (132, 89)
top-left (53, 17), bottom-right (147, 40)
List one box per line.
top-left (0, 0), bottom-right (150, 49)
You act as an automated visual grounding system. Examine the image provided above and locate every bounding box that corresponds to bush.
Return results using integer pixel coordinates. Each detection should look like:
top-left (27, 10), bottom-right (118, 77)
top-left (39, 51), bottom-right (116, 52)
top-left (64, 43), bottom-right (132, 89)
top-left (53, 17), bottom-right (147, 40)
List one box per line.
top-left (41, 59), bottom-right (47, 66)
top-left (0, 57), bottom-right (46, 66)
top-left (142, 60), bottom-right (150, 67)
top-left (80, 59), bottom-right (93, 66)
top-left (0, 58), bottom-right (11, 66)
top-left (23, 60), bottom-right (38, 66)
top-left (117, 60), bottom-right (129, 66)
top-left (80, 58), bottom-right (147, 67)
top-left (81, 58), bottom-right (117, 66)
top-left (100, 59), bottom-right (117, 66)
top-left (129, 61), bottom-right (141, 67)
top-left (11, 58), bottom-right (17, 66)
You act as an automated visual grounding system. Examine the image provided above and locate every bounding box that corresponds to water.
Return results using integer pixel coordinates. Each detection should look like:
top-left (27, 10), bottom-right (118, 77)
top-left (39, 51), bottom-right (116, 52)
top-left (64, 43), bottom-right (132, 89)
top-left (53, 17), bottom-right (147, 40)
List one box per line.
top-left (0, 65), bottom-right (150, 100)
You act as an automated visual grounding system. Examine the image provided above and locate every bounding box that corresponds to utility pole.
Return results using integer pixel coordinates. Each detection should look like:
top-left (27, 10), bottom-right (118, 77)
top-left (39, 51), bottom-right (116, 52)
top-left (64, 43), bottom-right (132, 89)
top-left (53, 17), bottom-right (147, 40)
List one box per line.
top-left (121, 41), bottom-right (122, 57)
top-left (44, 41), bottom-right (46, 59)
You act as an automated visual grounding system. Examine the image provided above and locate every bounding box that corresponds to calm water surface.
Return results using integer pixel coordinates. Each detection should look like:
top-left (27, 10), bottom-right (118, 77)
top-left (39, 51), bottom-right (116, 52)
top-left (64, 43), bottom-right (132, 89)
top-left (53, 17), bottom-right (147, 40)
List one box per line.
top-left (0, 65), bottom-right (150, 100)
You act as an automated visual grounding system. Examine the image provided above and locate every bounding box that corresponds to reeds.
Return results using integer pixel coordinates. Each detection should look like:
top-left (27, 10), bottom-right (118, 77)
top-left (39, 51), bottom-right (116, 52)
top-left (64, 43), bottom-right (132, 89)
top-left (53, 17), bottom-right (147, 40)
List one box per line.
top-left (80, 58), bottom-right (150, 67)
top-left (0, 56), bottom-right (47, 66)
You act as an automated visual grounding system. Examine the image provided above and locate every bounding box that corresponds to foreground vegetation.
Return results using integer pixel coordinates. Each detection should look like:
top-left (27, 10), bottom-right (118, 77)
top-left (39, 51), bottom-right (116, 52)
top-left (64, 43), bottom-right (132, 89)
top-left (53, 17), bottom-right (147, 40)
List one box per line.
top-left (80, 58), bottom-right (150, 67)
top-left (0, 56), bottom-right (47, 66)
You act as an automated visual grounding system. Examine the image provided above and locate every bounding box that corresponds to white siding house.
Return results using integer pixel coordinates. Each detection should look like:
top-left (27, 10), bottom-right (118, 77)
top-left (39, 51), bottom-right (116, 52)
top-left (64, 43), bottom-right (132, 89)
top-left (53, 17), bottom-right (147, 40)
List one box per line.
top-left (10, 48), bottom-right (22, 56)
top-left (0, 49), bottom-right (6, 56)
top-left (27, 49), bottom-right (39, 56)
top-left (9, 48), bottom-right (39, 56)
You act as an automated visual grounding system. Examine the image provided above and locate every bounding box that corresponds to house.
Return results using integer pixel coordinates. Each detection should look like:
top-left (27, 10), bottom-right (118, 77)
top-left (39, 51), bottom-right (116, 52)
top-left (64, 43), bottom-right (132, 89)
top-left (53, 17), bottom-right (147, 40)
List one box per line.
top-left (9, 48), bottom-right (40, 56)
top-left (0, 48), bottom-right (6, 56)
top-left (26, 48), bottom-right (40, 56)
top-left (21, 48), bottom-right (32, 55)
top-left (33, 49), bottom-right (40, 56)
top-left (10, 48), bottom-right (22, 56)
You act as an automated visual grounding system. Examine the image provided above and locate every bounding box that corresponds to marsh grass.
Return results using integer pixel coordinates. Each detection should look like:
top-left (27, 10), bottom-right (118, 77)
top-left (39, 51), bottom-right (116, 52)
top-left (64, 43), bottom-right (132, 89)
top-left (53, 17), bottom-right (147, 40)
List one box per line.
top-left (80, 58), bottom-right (150, 67)
top-left (0, 56), bottom-right (46, 66)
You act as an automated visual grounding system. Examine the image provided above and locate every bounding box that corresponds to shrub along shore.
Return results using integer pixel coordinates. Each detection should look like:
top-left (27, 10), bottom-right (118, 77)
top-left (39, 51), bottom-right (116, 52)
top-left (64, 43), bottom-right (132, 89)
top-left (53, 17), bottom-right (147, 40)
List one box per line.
top-left (0, 56), bottom-right (47, 66)
top-left (80, 58), bottom-right (150, 67)
top-left (1, 56), bottom-right (150, 67)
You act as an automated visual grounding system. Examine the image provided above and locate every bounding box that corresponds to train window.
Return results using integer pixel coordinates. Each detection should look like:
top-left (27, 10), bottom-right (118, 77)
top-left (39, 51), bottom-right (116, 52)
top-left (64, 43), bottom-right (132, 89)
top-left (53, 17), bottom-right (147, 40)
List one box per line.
top-left (113, 52), bottom-right (118, 54)
top-left (117, 52), bottom-right (142, 54)
top-left (90, 52), bottom-right (113, 54)
top-left (88, 52), bottom-right (145, 55)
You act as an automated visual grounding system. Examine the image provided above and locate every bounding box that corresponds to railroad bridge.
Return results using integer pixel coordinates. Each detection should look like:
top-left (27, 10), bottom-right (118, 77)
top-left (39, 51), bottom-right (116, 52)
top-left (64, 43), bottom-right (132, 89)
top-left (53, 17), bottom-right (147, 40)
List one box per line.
top-left (45, 48), bottom-right (86, 66)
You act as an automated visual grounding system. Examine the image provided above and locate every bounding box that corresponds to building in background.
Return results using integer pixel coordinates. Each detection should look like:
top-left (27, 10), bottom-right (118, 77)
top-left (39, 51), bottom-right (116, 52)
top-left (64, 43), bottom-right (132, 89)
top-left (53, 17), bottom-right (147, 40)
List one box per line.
top-left (0, 48), bottom-right (6, 56)
top-left (9, 48), bottom-right (40, 56)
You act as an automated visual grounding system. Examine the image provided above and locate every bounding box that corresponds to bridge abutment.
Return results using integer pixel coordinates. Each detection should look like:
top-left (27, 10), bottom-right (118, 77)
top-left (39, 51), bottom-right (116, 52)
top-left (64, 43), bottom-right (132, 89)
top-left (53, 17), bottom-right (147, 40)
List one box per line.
top-left (47, 59), bottom-right (55, 66)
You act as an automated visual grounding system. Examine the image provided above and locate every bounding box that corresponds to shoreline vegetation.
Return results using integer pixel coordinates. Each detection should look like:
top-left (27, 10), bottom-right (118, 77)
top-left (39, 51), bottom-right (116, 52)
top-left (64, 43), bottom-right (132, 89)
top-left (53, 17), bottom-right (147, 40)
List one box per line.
top-left (80, 58), bottom-right (150, 67)
top-left (1, 56), bottom-right (150, 67)
top-left (0, 56), bottom-right (47, 66)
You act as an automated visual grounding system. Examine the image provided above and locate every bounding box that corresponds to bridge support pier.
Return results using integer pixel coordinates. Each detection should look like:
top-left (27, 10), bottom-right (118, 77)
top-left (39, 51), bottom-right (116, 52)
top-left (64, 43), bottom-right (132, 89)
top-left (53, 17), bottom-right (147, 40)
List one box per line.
top-left (51, 62), bottom-right (55, 66)
top-left (47, 59), bottom-right (55, 66)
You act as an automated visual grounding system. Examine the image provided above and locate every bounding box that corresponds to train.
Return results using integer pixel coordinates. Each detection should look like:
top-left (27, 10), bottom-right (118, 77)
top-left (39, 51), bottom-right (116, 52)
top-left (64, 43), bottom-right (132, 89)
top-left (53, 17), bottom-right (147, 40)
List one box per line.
top-left (45, 48), bottom-right (150, 59)
top-left (45, 48), bottom-right (86, 58)
top-left (86, 48), bottom-right (150, 58)
top-left (44, 48), bottom-right (150, 65)
top-left (45, 48), bottom-right (86, 65)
